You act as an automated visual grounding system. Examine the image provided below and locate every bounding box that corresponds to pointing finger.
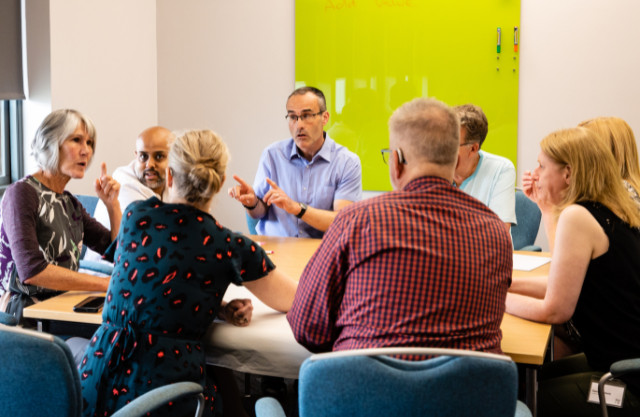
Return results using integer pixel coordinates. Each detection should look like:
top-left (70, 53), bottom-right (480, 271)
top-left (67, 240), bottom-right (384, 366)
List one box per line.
top-left (232, 175), bottom-right (250, 188)
top-left (266, 178), bottom-right (280, 191)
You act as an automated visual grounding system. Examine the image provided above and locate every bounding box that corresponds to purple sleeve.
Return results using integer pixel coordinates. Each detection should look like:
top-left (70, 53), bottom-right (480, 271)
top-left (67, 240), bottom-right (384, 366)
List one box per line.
top-left (2, 182), bottom-right (49, 282)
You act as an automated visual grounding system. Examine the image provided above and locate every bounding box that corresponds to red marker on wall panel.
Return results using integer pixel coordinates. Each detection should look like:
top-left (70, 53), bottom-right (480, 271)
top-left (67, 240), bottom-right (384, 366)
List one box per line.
top-left (514, 26), bottom-right (519, 52)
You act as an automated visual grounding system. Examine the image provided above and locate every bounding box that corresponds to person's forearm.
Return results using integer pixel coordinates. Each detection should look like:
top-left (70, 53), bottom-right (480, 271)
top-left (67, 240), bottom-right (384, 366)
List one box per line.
top-left (508, 275), bottom-right (547, 299)
top-left (506, 292), bottom-right (567, 324)
top-left (106, 201), bottom-right (122, 241)
top-left (24, 264), bottom-right (109, 292)
top-left (246, 197), bottom-right (268, 219)
top-left (296, 206), bottom-right (338, 232)
top-left (244, 269), bottom-right (297, 313)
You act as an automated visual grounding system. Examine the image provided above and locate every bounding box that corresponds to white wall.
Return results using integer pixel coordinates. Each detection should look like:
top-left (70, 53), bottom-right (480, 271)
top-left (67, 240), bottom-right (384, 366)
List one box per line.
top-left (23, 0), bottom-right (158, 196)
top-left (156, 0), bottom-right (294, 233)
top-left (518, 0), bottom-right (640, 249)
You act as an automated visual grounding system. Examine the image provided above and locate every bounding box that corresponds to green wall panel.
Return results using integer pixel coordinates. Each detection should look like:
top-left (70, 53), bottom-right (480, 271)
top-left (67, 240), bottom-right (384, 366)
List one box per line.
top-left (296, 0), bottom-right (520, 191)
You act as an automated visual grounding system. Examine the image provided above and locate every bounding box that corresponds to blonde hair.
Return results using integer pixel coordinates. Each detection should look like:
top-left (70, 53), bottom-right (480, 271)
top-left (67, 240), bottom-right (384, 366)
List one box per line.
top-left (168, 130), bottom-right (229, 205)
top-left (541, 127), bottom-right (640, 227)
top-left (578, 117), bottom-right (640, 195)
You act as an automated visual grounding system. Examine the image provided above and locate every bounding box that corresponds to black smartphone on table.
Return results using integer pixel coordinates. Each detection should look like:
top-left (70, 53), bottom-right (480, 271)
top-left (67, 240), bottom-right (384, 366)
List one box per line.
top-left (73, 296), bottom-right (105, 313)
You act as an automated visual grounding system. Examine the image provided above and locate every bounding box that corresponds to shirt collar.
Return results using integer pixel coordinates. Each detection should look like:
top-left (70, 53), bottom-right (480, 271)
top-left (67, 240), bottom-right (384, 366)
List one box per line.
top-left (404, 176), bottom-right (454, 192)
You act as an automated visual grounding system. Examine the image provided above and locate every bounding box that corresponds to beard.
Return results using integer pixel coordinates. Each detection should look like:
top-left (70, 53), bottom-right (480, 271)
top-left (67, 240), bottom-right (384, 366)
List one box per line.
top-left (138, 169), bottom-right (165, 191)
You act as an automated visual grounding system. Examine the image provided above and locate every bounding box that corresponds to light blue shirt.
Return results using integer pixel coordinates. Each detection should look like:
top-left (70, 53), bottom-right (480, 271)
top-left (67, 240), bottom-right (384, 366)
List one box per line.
top-left (253, 134), bottom-right (362, 238)
top-left (460, 150), bottom-right (517, 224)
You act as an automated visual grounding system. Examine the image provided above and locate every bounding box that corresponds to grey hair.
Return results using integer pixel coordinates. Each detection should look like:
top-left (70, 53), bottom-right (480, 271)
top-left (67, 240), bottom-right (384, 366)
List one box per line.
top-left (31, 109), bottom-right (97, 173)
top-left (389, 97), bottom-right (460, 165)
top-left (169, 129), bottom-right (229, 205)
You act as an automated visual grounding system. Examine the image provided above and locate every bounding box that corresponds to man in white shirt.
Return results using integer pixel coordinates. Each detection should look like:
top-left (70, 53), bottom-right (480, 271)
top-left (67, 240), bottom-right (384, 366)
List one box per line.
top-left (84, 126), bottom-right (174, 262)
top-left (453, 104), bottom-right (516, 232)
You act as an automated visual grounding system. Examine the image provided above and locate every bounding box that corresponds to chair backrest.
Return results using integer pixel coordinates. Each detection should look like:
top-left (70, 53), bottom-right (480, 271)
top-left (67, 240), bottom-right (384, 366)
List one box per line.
top-left (246, 212), bottom-right (259, 235)
top-left (75, 194), bottom-right (99, 217)
top-left (75, 194), bottom-right (99, 259)
top-left (511, 190), bottom-right (542, 251)
top-left (0, 311), bottom-right (18, 325)
top-left (0, 324), bottom-right (82, 417)
top-left (298, 347), bottom-right (519, 417)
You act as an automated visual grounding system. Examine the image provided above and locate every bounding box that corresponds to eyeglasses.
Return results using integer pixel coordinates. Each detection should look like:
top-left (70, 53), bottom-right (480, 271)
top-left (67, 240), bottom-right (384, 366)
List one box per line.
top-left (460, 142), bottom-right (477, 148)
top-left (381, 148), bottom-right (407, 165)
top-left (285, 111), bottom-right (324, 123)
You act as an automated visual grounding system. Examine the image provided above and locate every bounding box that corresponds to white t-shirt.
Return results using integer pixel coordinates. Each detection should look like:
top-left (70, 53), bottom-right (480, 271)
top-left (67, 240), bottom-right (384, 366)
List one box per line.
top-left (83, 160), bottom-right (169, 262)
top-left (459, 150), bottom-right (517, 225)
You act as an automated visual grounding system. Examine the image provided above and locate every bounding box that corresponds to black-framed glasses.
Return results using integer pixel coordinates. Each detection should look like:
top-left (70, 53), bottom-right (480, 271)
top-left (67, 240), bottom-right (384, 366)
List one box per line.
top-left (460, 142), bottom-right (477, 148)
top-left (381, 148), bottom-right (407, 165)
top-left (285, 111), bottom-right (324, 123)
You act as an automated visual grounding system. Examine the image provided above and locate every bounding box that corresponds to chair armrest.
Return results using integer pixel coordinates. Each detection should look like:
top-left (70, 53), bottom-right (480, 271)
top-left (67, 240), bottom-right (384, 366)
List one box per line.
top-left (519, 245), bottom-right (542, 252)
top-left (111, 381), bottom-right (204, 417)
top-left (610, 358), bottom-right (640, 378)
top-left (255, 397), bottom-right (287, 417)
top-left (515, 400), bottom-right (533, 417)
top-left (0, 312), bottom-right (18, 326)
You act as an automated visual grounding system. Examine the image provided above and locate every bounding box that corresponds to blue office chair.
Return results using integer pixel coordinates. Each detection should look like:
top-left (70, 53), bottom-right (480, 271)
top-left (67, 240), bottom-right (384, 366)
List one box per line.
top-left (0, 323), bottom-right (205, 417)
top-left (598, 358), bottom-right (640, 417)
top-left (0, 311), bottom-right (18, 325)
top-left (511, 190), bottom-right (542, 251)
top-left (255, 347), bottom-right (532, 417)
top-left (75, 194), bottom-right (114, 276)
top-left (246, 212), bottom-right (259, 235)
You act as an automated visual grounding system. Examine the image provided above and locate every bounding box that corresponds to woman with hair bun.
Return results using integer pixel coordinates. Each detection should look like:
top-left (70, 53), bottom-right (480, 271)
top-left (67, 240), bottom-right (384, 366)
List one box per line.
top-left (80, 129), bottom-right (297, 417)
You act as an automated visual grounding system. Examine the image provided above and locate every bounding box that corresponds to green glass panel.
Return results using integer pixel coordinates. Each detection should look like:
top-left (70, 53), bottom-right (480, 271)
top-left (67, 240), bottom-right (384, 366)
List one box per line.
top-left (296, 0), bottom-right (520, 191)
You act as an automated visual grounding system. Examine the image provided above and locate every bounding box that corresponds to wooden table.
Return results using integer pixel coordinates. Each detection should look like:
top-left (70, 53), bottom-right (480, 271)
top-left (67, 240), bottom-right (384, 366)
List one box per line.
top-left (23, 236), bottom-right (551, 413)
top-left (24, 236), bottom-right (551, 364)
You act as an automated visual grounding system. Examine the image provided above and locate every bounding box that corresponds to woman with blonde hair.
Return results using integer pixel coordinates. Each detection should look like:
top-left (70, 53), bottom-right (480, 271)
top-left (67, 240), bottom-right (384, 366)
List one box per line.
top-left (511, 127), bottom-right (640, 416)
top-left (79, 129), bottom-right (297, 417)
top-left (579, 116), bottom-right (640, 206)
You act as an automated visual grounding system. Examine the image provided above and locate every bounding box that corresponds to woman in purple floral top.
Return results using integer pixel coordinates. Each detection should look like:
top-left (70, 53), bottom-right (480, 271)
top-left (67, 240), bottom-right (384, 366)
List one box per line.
top-left (0, 109), bottom-right (120, 321)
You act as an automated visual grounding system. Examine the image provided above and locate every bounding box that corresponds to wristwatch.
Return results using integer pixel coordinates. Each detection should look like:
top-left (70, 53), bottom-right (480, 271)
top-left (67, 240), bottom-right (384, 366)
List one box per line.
top-left (296, 202), bottom-right (308, 218)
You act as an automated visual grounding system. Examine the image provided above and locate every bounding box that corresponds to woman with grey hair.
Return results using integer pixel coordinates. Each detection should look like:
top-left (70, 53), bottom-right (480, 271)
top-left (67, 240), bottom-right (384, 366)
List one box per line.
top-left (0, 109), bottom-right (120, 322)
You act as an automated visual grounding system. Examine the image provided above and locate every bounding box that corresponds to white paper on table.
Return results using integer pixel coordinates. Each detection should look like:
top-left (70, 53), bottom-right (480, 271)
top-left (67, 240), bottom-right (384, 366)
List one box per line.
top-left (513, 253), bottom-right (551, 271)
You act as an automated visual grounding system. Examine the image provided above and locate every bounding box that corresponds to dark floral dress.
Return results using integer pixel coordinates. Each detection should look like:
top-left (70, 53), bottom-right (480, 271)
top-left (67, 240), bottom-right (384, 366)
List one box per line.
top-left (80, 198), bottom-right (274, 416)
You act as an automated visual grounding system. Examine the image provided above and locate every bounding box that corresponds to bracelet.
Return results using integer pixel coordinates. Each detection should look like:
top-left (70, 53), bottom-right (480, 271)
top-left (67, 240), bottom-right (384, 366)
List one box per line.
top-left (243, 198), bottom-right (260, 210)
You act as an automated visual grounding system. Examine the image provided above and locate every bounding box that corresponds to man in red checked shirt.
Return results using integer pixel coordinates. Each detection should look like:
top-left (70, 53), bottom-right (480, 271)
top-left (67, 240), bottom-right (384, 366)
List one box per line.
top-left (287, 97), bottom-right (513, 354)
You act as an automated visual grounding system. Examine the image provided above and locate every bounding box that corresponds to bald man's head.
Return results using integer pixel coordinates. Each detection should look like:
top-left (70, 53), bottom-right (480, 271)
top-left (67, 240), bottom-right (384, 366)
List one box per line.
top-left (134, 126), bottom-right (174, 194)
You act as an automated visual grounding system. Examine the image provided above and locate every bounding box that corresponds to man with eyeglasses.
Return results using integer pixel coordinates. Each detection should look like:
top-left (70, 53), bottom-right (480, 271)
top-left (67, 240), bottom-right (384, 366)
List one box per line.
top-left (288, 98), bottom-right (512, 356)
top-left (84, 126), bottom-right (174, 262)
top-left (453, 104), bottom-right (516, 232)
top-left (228, 86), bottom-right (362, 238)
